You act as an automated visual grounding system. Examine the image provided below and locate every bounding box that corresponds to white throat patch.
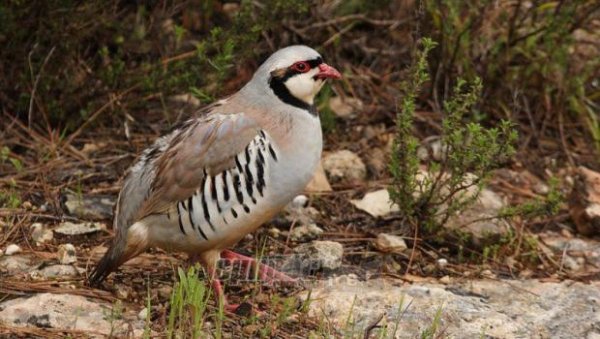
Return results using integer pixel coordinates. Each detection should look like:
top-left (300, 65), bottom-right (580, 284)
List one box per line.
top-left (284, 69), bottom-right (324, 105)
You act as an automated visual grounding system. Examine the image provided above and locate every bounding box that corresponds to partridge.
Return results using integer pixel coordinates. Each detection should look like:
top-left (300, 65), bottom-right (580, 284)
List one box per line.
top-left (89, 45), bottom-right (341, 311)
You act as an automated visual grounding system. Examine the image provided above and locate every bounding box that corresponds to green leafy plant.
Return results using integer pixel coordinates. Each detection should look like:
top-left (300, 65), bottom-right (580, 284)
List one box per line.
top-left (167, 266), bottom-right (211, 339)
top-left (389, 37), bottom-right (519, 233)
top-left (423, 0), bottom-right (600, 153)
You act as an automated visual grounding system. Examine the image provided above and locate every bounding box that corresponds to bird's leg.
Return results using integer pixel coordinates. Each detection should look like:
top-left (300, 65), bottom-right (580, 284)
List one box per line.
top-left (221, 249), bottom-right (296, 283)
top-left (189, 253), bottom-right (240, 313)
top-left (206, 265), bottom-right (241, 313)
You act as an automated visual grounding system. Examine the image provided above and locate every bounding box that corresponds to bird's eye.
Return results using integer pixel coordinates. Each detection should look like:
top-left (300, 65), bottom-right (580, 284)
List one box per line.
top-left (291, 61), bottom-right (310, 73)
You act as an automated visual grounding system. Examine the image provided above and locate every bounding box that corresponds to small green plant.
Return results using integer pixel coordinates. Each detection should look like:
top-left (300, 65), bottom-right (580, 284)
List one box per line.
top-left (420, 305), bottom-right (444, 339)
top-left (389, 37), bottom-right (518, 233)
top-left (424, 0), bottom-right (600, 153)
top-left (167, 266), bottom-right (211, 339)
top-left (0, 146), bottom-right (23, 172)
top-left (105, 300), bottom-right (124, 338)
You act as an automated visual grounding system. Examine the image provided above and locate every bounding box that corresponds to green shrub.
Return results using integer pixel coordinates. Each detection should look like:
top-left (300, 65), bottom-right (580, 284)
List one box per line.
top-left (389, 37), bottom-right (519, 233)
top-left (0, 0), bottom-right (309, 132)
top-left (422, 0), bottom-right (600, 153)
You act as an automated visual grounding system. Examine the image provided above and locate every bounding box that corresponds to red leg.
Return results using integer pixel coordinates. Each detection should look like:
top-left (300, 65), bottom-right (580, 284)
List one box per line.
top-left (221, 249), bottom-right (296, 283)
top-left (207, 266), bottom-right (240, 313)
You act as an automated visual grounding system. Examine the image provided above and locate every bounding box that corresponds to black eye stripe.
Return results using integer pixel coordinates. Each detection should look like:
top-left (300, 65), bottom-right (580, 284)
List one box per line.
top-left (306, 57), bottom-right (323, 68)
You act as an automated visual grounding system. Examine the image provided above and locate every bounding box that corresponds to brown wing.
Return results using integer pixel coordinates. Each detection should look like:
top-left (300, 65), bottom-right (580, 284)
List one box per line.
top-left (112, 113), bottom-right (259, 233)
top-left (136, 114), bottom-right (260, 219)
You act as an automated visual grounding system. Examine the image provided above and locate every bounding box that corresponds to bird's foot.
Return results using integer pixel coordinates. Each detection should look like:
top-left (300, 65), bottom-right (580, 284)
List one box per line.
top-left (223, 301), bottom-right (256, 316)
top-left (221, 249), bottom-right (296, 284)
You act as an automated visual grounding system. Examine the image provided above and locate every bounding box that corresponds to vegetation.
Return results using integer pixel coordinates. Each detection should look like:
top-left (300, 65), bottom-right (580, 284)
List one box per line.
top-left (0, 0), bottom-right (598, 337)
top-left (389, 36), bottom-right (565, 264)
top-left (390, 37), bottom-right (517, 232)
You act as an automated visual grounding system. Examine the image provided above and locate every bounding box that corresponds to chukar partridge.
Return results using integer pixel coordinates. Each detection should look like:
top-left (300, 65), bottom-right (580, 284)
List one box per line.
top-left (89, 45), bottom-right (341, 311)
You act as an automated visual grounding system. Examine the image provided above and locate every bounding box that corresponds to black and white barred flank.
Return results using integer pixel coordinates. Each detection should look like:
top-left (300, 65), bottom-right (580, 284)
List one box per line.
top-left (169, 130), bottom-right (278, 241)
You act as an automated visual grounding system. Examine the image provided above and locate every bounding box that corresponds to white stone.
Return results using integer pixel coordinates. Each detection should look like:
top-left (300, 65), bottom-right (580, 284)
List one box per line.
top-left (57, 244), bottom-right (77, 264)
top-left (437, 258), bottom-right (448, 269)
top-left (138, 307), bottom-right (149, 320)
top-left (54, 221), bottom-right (106, 235)
top-left (373, 233), bottom-right (407, 253)
top-left (322, 150), bottom-right (367, 182)
top-left (291, 195), bottom-right (309, 208)
top-left (5, 244), bottom-right (22, 256)
top-left (31, 223), bottom-right (53, 244)
top-left (350, 189), bottom-right (399, 217)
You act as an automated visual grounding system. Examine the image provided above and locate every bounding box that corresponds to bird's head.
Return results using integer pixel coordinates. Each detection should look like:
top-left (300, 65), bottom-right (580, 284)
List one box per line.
top-left (250, 45), bottom-right (341, 112)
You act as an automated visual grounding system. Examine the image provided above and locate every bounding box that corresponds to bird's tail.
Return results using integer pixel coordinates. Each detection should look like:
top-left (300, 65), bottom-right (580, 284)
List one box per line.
top-left (88, 242), bottom-right (126, 286)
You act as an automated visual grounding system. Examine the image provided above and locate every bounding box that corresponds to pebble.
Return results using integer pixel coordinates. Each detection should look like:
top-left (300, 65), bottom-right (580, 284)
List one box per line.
top-left (138, 307), bottom-right (148, 320)
top-left (57, 244), bottom-right (77, 264)
top-left (350, 189), bottom-right (400, 217)
top-left (284, 241), bottom-right (344, 273)
top-left (322, 150), bottom-right (367, 182)
top-left (291, 195), bottom-right (309, 208)
top-left (481, 269), bottom-right (496, 278)
top-left (373, 233), bottom-right (408, 253)
top-left (4, 244), bottom-right (22, 256)
top-left (158, 285), bottom-right (173, 299)
top-left (31, 223), bottom-right (53, 244)
top-left (439, 275), bottom-right (451, 284)
top-left (268, 227), bottom-right (281, 238)
top-left (437, 258), bottom-right (448, 269)
top-left (290, 223), bottom-right (324, 242)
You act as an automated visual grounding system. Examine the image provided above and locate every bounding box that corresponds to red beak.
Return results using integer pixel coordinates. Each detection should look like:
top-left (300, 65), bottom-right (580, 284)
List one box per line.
top-left (315, 63), bottom-right (342, 80)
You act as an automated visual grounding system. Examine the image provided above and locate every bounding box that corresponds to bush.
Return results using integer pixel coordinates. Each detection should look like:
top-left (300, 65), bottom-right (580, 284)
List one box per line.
top-left (0, 0), bottom-right (309, 132)
top-left (421, 0), bottom-right (600, 155)
top-left (389, 37), bottom-right (519, 232)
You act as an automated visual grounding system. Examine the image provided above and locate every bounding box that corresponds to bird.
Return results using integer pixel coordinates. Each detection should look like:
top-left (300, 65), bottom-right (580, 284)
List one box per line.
top-left (88, 45), bottom-right (341, 312)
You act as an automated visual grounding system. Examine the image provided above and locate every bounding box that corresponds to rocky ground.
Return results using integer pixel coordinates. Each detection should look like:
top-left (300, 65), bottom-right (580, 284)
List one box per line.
top-left (2, 140), bottom-right (600, 337)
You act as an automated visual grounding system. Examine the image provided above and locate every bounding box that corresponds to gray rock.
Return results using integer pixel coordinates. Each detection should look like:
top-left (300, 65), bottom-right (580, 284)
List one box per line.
top-left (64, 193), bottom-right (115, 220)
top-left (57, 244), bottom-right (77, 265)
top-left (444, 188), bottom-right (510, 244)
top-left (289, 223), bottom-right (324, 242)
top-left (284, 241), bottom-right (344, 274)
top-left (0, 255), bottom-right (36, 275)
top-left (37, 265), bottom-right (80, 278)
top-left (31, 223), bottom-right (53, 244)
top-left (373, 233), bottom-right (408, 253)
top-left (302, 275), bottom-right (600, 338)
top-left (54, 221), bottom-right (106, 235)
top-left (0, 293), bottom-right (143, 336)
top-left (540, 232), bottom-right (600, 269)
top-left (322, 150), bottom-right (367, 182)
